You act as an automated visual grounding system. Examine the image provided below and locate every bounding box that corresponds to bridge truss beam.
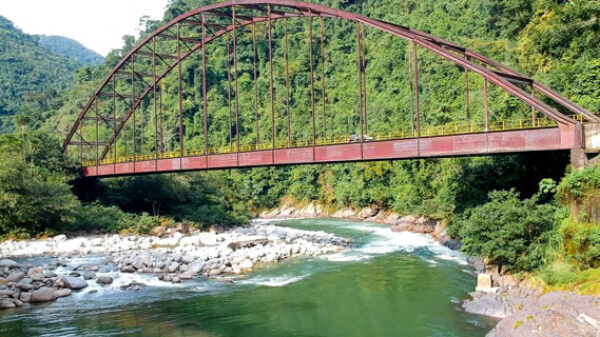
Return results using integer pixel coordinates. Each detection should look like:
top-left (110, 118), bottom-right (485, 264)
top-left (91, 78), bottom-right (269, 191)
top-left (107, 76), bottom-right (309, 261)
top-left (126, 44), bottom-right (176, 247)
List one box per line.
top-left (64, 0), bottom-right (593, 175)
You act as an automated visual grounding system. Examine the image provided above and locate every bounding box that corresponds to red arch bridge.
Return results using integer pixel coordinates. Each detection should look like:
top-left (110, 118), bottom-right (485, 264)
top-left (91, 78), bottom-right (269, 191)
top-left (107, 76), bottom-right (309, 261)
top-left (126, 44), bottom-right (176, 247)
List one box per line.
top-left (64, 0), bottom-right (600, 178)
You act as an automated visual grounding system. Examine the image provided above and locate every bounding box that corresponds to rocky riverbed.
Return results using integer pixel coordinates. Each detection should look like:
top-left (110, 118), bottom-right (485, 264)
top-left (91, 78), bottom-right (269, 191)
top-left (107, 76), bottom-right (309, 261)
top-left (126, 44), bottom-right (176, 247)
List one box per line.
top-left (0, 223), bottom-right (350, 310)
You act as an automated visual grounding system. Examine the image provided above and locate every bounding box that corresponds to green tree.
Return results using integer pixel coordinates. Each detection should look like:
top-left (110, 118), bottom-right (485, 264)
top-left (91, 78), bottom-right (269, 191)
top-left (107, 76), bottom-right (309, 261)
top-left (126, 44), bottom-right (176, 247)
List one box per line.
top-left (458, 190), bottom-right (557, 272)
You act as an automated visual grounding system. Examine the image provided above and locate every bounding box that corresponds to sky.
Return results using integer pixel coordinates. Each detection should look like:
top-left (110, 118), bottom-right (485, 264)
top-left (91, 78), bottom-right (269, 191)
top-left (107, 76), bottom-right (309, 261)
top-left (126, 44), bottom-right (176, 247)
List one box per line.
top-left (0, 0), bottom-right (170, 57)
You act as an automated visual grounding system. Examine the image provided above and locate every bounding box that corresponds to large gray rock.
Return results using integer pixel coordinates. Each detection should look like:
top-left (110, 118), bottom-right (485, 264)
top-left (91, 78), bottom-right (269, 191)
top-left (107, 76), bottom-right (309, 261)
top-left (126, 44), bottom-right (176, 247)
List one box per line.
top-left (83, 271), bottom-right (96, 280)
top-left (181, 255), bottom-right (194, 264)
top-left (463, 292), bottom-right (510, 319)
top-left (19, 292), bottom-right (31, 302)
top-left (168, 262), bottom-right (180, 273)
top-left (171, 253), bottom-right (183, 263)
top-left (228, 238), bottom-right (269, 251)
top-left (0, 259), bottom-right (18, 268)
top-left (17, 283), bottom-right (32, 291)
top-left (61, 276), bottom-right (88, 290)
top-left (96, 276), bottom-right (113, 285)
top-left (54, 289), bottom-right (72, 298)
top-left (0, 289), bottom-right (15, 296)
top-left (30, 287), bottom-right (57, 303)
top-left (487, 292), bottom-right (600, 337)
top-left (188, 261), bottom-right (205, 274)
top-left (18, 277), bottom-right (32, 285)
top-left (0, 299), bottom-right (16, 309)
top-left (6, 271), bottom-right (25, 283)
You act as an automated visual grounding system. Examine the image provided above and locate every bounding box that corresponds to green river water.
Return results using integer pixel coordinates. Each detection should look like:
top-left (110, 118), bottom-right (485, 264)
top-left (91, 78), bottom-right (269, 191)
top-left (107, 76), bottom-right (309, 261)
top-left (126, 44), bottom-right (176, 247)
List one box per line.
top-left (0, 218), bottom-right (496, 336)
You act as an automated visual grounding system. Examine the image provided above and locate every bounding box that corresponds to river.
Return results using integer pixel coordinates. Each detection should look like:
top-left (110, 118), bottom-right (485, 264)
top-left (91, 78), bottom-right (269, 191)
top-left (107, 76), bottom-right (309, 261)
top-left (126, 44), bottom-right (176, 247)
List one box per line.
top-left (0, 218), bottom-right (496, 336)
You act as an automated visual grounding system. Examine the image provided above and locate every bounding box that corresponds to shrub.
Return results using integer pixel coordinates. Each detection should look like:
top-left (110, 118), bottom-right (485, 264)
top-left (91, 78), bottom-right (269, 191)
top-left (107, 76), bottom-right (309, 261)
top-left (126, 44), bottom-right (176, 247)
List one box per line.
top-left (540, 262), bottom-right (577, 286)
top-left (458, 190), bottom-right (557, 272)
top-left (558, 217), bottom-right (600, 269)
top-left (72, 203), bottom-right (127, 233)
top-left (0, 133), bottom-right (79, 235)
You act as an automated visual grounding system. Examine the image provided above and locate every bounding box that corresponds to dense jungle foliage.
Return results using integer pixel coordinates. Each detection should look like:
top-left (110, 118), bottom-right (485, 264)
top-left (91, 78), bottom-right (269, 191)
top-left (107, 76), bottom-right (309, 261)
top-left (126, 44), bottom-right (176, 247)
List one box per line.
top-left (0, 16), bottom-right (103, 133)
top-left (1, 0), bottom-right (600, 282)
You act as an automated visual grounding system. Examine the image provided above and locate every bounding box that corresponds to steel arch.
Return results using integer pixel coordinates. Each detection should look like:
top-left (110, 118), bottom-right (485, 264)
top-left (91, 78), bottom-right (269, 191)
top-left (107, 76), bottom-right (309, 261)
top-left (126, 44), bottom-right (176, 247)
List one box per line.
top-left (64, 0), bottom-right (595, 163)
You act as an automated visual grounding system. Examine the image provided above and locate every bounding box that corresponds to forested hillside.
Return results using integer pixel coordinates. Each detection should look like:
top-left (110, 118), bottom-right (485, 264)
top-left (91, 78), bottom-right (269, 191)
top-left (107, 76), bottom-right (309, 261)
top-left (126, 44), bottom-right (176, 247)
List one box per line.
top-left (0, 16), bottom-right (81, 133)
top-left (37, 35), bottom-right (104, 67)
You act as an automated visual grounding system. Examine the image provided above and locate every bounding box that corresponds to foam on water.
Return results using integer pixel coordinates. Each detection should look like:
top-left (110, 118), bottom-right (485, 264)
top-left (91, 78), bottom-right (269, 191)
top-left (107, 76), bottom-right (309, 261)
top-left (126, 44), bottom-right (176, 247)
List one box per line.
top-left (338, 223), bottom-right (469, 265)
top-left (320, 251), bottom-right (371, 262)
top-left (251, 217), bottom-right (307, 225)
top-left (253, 274), bottom-right (309, 287)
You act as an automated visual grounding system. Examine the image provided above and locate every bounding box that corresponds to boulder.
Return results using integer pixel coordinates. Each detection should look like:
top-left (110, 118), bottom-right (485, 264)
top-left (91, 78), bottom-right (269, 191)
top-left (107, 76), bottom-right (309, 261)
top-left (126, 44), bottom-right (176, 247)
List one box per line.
top-left (30, 287), bottom-right (57, 303)
top-left (181, 255), bottom-right (195, 264)
top-left (83, 271), bottom-right (97, 280)
top-left (150, 226), bottom-right (167, 238)
top-left (0, 259), bottom-right (18, 268)
top-left (18, 277), bottom-right (32, 285)
top-left (179, 273), bottom-right (194, 280)
top-left (53, 234), bottom-right (67, 242)
top-left (96, 276), bottom-right (113, 285)
top-left (0, 289), bottom-right (16, 297)
top-left (209, 267), bottom-right (224, 276)
top-left (391, 216), bottom-right (438, 234)
top-left (0, 299), bottom-right (16, 309)
top-left (171, 253), bottom-right (183, 263)
top-left (61, 276), bottom-right (88, 290)
top-left (17, 283), bottom-right (33, 291)
top-left (176, 222), bottom-right (190, 234)
top-left (228, 238), bottom-right (269, 251)
top-left (463, 293), bottom-right (509, 319)
top-left (54, 289), bottom-right (72, 298)
top-left (19, 292), bottom-right (31, 303)
top-left (6, 271), bottom-right (25, 283)
top-left (238, 259), bottom-right (253, 271)
top-left (168, 262), bottom-right (180, 273)
top-left (188, 261), bottom-right (205, 274)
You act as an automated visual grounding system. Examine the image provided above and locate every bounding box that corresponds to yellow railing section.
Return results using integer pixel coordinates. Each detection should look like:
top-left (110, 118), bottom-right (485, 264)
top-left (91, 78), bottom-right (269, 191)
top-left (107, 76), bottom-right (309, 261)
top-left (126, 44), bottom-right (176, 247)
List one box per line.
top-left (80, 116), bottom-right (565, 167)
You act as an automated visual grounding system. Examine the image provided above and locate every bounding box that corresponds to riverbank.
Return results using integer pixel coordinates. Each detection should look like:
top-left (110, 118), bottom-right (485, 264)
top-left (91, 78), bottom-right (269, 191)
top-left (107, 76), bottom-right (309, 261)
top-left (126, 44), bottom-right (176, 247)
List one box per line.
top-left (260, 201), bottom-right (462, 250)
top-left (0, 222), bottom-right (350, 309)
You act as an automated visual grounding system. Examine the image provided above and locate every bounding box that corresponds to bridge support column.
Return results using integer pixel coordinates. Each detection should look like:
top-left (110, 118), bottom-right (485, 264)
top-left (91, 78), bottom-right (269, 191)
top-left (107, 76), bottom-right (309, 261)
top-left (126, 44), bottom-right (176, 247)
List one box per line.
top-left (572, 123), bottom-right (600, 170)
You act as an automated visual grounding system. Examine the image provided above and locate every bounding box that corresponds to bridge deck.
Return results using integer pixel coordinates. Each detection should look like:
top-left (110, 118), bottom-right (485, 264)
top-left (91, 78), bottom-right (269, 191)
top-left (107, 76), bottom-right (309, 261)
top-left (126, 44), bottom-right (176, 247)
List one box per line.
top-left (82, 126), bottom-right (576, 177)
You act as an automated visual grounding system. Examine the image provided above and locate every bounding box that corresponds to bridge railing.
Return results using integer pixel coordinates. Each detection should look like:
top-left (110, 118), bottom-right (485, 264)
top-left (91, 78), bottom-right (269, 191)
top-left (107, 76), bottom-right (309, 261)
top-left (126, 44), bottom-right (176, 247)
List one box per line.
top-left (80, 115), bottom-right (563, 167)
